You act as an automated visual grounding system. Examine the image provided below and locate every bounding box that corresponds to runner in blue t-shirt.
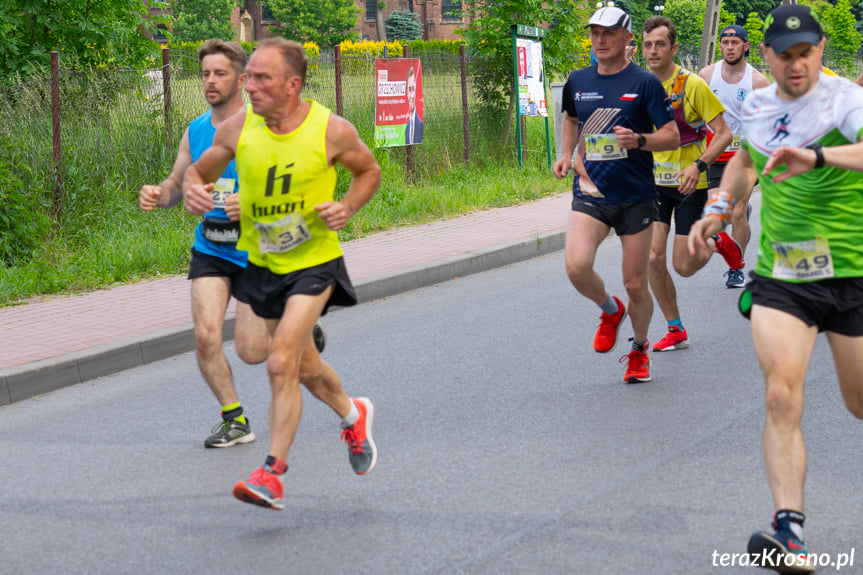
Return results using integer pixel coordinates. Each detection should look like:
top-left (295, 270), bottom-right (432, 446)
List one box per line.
top-left (138, 41), bottom-right (325, 449)
top-left (552, 6), bottom-right (679, 384)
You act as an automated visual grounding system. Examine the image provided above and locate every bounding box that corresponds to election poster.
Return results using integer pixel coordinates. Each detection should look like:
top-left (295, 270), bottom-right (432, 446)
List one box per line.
top-left (516, 37), bottom-right (547, 117)
top-left (374, 58), bottom-right (424, 148)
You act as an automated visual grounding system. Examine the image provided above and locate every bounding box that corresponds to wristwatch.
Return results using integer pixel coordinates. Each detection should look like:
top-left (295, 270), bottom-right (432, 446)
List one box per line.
top-left (637, 134), bottom-right (647, 149)
top-left (695, 159), bottom-right (708, 173)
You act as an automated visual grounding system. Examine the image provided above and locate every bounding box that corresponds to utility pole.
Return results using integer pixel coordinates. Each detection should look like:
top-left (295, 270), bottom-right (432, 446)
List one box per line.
top-left (699, 0), bottom-right (722, 68)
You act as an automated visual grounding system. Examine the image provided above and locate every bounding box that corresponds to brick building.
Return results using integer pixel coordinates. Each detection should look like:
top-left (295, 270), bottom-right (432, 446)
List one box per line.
top-left (149, 0), bottom-right (466, 44)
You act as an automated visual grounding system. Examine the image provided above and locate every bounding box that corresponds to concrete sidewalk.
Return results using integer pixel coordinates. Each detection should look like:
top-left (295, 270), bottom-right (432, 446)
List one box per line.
top-left (0, 192), bottom-right (571, 406)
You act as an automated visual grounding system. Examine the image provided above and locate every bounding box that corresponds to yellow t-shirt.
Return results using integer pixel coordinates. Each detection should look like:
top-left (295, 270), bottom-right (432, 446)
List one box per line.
top-left (654, 66), bottom-right (726, 189)
top-left (236, 100), bottom-right (343, 274)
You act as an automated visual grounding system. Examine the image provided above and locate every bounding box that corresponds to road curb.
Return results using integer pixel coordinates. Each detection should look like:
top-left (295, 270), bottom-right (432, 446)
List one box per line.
top-left (0, 228), bottom-right (565, 406)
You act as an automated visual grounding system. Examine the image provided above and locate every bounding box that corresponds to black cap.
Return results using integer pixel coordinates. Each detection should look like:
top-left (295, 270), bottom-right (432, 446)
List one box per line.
top-left (763, 4), bottom-right (823, 54)
top-left (720, 24), bottom-right (749, 56)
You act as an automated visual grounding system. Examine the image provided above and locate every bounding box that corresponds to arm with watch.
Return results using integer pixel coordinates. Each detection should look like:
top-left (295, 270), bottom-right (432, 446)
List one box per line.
top-left (613, 120), bottom-right (679, 152)
top-left (677, 111), bottom-right (733, 195)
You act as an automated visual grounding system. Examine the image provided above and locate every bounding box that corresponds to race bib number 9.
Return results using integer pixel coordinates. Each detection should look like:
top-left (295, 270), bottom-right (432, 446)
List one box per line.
top-left (584, 134), bottom-right (627, 161)
top-left (211, 178), bottom-right (235, 210)
top-left (771, 238), bottom-right (834, 281)
top-left (254, 213), bottom-right (312, 254)
top-left (654, 161), bottom-right (681, 186)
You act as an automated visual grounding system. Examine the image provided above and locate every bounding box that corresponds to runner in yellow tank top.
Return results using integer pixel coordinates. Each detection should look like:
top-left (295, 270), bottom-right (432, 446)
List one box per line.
top-left (183, 37), bottom-right (382, 511)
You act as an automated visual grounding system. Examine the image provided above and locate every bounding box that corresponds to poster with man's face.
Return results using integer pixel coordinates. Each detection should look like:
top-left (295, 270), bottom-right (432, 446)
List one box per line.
top-left (374, 58), bottom-right (424, 148)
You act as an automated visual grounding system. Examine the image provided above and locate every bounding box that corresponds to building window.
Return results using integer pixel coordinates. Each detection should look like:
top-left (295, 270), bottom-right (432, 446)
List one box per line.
top-left (441, 0), bottom-right (461, 21)
top-left (154, 24), bottom-right (168, 42)
top-left (366, 0), bottom-right (376, 19)
top-left (262, 6), bottom-right (275, 22)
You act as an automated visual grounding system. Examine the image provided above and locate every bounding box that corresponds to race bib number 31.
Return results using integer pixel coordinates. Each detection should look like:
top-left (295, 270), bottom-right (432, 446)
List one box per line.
top-left (771, 238), bottom-right (834, 280)
top-left (584, 134), bottom-right (627, 161)
top-left (211, 178), bottom-right (235, 210)
top-left (255, 213), bottom-right (312, 254)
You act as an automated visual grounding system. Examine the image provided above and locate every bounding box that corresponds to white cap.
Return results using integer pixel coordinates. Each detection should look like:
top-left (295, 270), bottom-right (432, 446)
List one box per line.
top-left (587, 7), bottom-right (632, 32)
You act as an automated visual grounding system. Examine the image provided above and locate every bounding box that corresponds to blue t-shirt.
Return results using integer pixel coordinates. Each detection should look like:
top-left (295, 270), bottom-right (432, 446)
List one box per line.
top-left (562, 63), bottom-right (674, 203)
top-left (188, 110), bottom-right (247, 267)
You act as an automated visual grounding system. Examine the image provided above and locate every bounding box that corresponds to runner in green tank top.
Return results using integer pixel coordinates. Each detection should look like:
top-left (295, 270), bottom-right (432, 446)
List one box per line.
top-left (688, 6), bottom-right (863, 572)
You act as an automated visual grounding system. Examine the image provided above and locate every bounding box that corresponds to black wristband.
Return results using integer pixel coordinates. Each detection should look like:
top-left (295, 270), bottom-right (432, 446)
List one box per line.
top-left (806, 143), bottom-right (825, 169)
top-left (637, 134), bottom-right (646, 149)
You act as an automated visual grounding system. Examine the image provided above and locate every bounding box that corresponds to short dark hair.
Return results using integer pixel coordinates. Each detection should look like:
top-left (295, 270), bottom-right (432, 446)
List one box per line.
top-left (197, 39), bottom-right (247, 76)
top-left (643, 16), bottom-right (677, 46)
top-left (257, 37), bottom-right (308, 86)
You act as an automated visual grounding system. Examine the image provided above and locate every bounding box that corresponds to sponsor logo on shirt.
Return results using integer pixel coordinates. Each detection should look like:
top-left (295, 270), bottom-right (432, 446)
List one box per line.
top-left (575, 91), bottom-right (603, 102)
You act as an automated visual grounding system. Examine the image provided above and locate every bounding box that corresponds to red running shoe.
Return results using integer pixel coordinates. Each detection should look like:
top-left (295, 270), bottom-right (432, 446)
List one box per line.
top-left (593, 296), bottom-right (627, 353)
top-left (652, 326), bottom-right (689, 352)
top-left (620, 345), bottom-right (652, 383)
top-left (341, 397), bottom-right (377, 475)
top-left (233, 466), bottom-right (284, 510)
top-left (713, 232), bottom-right (743, 271)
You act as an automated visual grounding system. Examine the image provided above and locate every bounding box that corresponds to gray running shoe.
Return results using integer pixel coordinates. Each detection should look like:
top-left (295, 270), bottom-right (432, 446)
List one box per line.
top-left (204, 419), bottom-right (255, 448)
top-left (313, 322), bottom-right (327, 353)
top-left (340, 397), bottom-right (377, 475)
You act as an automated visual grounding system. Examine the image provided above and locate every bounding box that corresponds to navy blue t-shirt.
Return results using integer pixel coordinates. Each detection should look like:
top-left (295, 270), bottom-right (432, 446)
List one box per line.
top-left (562, 63), bottom-right (674, 203)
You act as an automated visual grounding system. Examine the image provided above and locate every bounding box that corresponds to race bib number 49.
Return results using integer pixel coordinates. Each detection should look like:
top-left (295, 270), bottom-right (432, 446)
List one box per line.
top-left (771, 238), bottom-right (834, 281)
top-left (254, 213), bottom-right (312, 254)
top-left (584, 134), bottom-right (627, 161)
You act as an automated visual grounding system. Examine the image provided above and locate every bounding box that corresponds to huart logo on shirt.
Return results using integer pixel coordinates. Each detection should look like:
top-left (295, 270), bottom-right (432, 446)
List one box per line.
top-left (575, 91), bottom-right (603, 102)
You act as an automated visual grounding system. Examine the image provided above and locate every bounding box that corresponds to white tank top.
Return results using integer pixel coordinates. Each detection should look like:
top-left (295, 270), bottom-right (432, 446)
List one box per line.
top-left (709, 60), bottom-right (754, 134)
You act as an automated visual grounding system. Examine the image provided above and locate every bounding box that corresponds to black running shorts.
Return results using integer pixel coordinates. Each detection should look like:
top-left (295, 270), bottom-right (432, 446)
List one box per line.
top-left (571, 196), bottom-right (658, 236)
top-left (240, 257), bottom-right (358, 320)
top-left (188, 247), bottom-right (249, 303)
top-left (655, 186), bottom-right (708, 236)
top-left (749, 273), bottom-right (863, 336)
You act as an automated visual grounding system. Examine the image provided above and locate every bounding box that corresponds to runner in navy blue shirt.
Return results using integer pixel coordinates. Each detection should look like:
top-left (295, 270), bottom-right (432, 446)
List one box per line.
top-left (552, 6), bottom-right (678, 384)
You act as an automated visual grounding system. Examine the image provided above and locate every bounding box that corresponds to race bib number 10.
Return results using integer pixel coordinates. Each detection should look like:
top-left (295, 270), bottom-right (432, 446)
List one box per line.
top-left (254, 213), bottom-right (312, 254)
top-left (771, 238), bottom-right (834, 281)
top-left (584, 134), bottom-right (627, 161)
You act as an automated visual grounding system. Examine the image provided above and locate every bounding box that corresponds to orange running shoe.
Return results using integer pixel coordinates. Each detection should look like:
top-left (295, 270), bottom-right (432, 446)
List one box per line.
top-left (233, 465), bottom-right (284, 510)
top-left (593, 296), bottom-right (627, 353)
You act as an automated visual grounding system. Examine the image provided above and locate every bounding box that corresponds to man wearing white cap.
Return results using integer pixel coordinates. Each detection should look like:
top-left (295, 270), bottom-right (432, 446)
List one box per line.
top-left (689, 5), bottom-right (863, 571)
top-left (552, 6), bottom-right (679, 384)
top-left (699, 24), bottom-right (770, 288)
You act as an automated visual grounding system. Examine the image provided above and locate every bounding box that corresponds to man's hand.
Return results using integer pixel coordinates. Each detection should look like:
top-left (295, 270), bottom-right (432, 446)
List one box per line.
top-left (185, 183), bottom-right (215, 216)
top-left (687, 217), bottom-right (723, 258)
top-left (139, 185), bottom-right (162, 211)
top-left (225, 193), bottom-right (241, 222)
top-left (762, 146), bottom-right (817, 183)
top-left (613, 126), bottom-right (640, 149)
top-left (315, 201), bottom-right (352, 231)
top-left (552, 157), bottom-right (572, 179)
top-left (677, 164), bottom-right (701, 195)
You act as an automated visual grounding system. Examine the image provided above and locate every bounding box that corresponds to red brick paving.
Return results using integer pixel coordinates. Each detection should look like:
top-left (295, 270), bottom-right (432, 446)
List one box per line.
top-left (0, 192), bottom-right (570, 371)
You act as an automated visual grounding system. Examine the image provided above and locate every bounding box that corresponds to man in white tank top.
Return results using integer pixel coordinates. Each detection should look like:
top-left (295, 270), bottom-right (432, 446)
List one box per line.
top-left (698, 25), bottom-right (769, 287)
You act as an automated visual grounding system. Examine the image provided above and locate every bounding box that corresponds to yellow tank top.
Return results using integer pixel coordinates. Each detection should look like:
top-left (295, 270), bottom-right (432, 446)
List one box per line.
top-left (236, 100), bottom-right (342, 274)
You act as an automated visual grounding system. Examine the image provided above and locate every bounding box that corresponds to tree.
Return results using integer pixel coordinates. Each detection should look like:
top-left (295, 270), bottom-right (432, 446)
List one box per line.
top-left (743, 11), bottom-right (764, 66)
top-left (385, 9), bottom-right (423, 41)
top-left (721, 0), bottom-right (778, 25)
top-left (663, 0), bottom-right (708, 53)
top-left (264, 0), bottom-right (360, 48)
top-left (0, 0), bottom-right (170, 81)
top-left (457, 0), bottom-right (591, 146)
top-left (171, 0), bottom-right (237, 42)
top-left (822, 0), bottom-right (862, 72)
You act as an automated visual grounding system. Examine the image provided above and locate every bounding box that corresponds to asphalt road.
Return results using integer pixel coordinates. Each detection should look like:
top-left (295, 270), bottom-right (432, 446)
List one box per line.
top-left (2, 197), bottom-right (861, 574)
